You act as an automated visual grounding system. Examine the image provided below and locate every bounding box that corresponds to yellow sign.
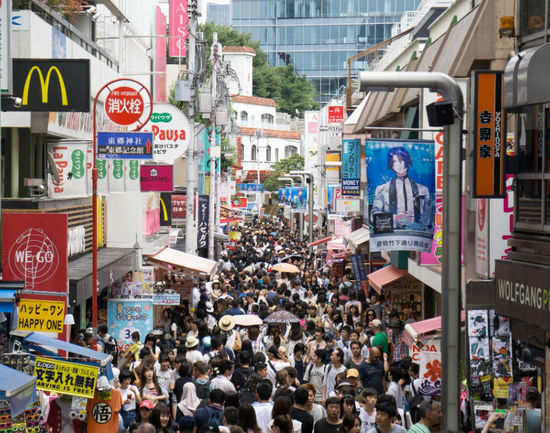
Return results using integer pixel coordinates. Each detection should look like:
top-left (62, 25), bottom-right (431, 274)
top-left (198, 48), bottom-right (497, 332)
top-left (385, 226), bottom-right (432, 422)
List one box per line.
top-left (17, 299), bottom-right (65, 333)
top-left (22, 66), bottom-right (68, 106)
top-left (34, 356), bottom-right (99, 398)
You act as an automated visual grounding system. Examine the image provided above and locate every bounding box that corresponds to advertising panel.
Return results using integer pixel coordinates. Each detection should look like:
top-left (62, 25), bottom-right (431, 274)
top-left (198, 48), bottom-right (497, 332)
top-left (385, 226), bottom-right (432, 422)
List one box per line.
top-left (144, 104), bottom-right (191, 163)
top-left (341, 139), bottom-right (361, 196)
top-left (169, 0), bottom-right (188, 57)
top-left (327, 183), bottom-right (342, 218)
top-left (152, 294), bottom-right (181, 305)
top-left (6, 59), bottom-right (90, 112)
top-left (349, 253), bottom-right (368, 292)
top-left (107, 299), bottom-right (154, 350)
top-left (290, 186), bottom-right (307, 213)
top-left (17, 298), bottom-right (65, 333)
top-left (34, 356), bottom-right (99, 398)
top-left (366, 139), bottom-right (435, 252)
top-left (197, 194), bottom-right (209, 257)
top-left (2, 213), bottom-right (68, 292)
top-left (475, 199), bottom-right (490, 278)
top-left (140, 164), bottom-right (174, 192)
top-left (47, 141), bottom-right (89, 198)
top-left (171, 194), bottom-right (187, 221)
top-left (336, 198), bottom-right (361, 214)
top-left (155, 7), bottom-right (167, 103)
top-left (328, 105), bottom-right (344, 123)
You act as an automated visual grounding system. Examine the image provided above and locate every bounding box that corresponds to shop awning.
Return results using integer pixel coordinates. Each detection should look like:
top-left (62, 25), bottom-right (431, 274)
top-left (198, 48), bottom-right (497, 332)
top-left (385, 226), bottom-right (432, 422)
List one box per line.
top-left (308, 236), bottom-right (333, 248)
top-left (404, 311), bottom-right (466, 342)
top-left (0, 282), bottom-right (22, 313)
top-left (23, 332), bottom-right (112, 366)
top-left (148, 247), bottom-right (218, 276)
top-left (344, 227), bottom-right (370, 249)
top-left (69, 248), bottom-right (135, 305)
top-left (0, 365), bottom-right (36, 416)
top-left (367, 265), bottom-right (408, 294)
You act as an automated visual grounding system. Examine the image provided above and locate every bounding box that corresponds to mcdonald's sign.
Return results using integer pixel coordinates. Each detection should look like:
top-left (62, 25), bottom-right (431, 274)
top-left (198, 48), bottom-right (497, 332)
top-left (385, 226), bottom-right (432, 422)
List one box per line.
top-left (4, 59), bottom-right (90, 112)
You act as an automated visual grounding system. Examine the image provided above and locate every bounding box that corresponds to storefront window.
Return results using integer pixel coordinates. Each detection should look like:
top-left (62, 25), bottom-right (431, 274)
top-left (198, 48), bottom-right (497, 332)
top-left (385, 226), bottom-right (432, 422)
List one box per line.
top-left (520, 0), bottom-right (546, 36)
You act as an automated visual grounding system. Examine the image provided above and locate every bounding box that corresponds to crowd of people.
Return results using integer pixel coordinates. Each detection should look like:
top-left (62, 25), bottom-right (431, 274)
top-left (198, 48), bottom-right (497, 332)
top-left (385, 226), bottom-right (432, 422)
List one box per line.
top-left (79, 214), bottom-right (457, 433)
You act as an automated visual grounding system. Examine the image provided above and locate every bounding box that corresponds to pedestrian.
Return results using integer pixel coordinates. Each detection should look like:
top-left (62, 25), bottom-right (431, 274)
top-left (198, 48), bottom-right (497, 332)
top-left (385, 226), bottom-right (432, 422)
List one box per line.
top-left (406, 400), bottom-right (441, 433)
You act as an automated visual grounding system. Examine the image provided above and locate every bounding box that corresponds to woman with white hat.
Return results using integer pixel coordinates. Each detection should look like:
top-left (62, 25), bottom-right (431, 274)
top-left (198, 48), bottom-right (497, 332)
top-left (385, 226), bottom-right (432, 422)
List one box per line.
top-left (185, 336), bottom-right (204, 364)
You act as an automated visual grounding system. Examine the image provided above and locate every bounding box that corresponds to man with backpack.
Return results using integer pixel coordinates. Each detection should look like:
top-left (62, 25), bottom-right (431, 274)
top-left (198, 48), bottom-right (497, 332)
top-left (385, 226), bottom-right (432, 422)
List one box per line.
top-left (97, 324), bottom-right (119, 360)
top-left (193, 389), bottom-right (225, 433)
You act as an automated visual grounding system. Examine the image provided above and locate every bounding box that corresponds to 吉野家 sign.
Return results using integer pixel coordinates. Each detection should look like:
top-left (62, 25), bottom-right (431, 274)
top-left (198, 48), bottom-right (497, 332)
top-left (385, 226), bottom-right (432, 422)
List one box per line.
top-left (140, 164), bottom-right (174, 192)
top-left (34, 356), bottom-right (99, 398)
top-left (473, 71), bottom-right (505, 198)
top-left (17, 298), bottom-right (65, 333)
top-left (97, 131), bottom-right (153, 159)
top-left (5, 59), bottom-right (90, 112)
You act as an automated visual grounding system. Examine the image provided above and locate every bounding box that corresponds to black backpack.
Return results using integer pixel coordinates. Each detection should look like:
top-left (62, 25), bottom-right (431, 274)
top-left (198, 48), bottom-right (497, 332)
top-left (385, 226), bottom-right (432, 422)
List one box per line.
top-left (104, 336), bottom-right (119, 359)
top-left (408, 381), bottom-right (424, 423)
top-left (198, 406), bottom-right (223, 433)
top-left (194, 378), bottom-right (211, 400)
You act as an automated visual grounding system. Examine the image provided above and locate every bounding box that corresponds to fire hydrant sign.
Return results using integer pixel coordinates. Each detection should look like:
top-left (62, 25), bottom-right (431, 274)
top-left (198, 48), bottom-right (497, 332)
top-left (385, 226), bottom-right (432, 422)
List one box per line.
top-left (34, 356), bottom-right (99, 398)
top-left (17, 299), bottom-right (65, 333)
top-left (105, 86), bottom-right (144, 125)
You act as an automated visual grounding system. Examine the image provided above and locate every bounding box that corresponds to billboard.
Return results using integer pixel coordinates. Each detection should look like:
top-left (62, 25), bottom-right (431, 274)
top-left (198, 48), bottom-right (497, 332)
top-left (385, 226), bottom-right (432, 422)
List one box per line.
top-left (2, 213), bottom-right (68, 292)
top-left (140, 164), bottom-right (174, 192)
top-left (5, 59), bottom-right (90, 112)
top-left (107, 299), bottom-right (154, 351)
top-left (366, 139), bottom-right (435, 252)
top-left (341, 139), bottom-right (361, 196)
top-left (290, 186), bottom-right (307, 212)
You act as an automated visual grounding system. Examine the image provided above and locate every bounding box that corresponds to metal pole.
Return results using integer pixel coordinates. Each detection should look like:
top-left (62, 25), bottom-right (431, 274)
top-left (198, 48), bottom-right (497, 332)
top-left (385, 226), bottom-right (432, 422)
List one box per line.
top-left (308, 174), bottom-right (314, 242)
top-left (208, 32), bottom-right (218, 260)
top-left (359, 71), bottom-right (464, 433)
top-left (185, 13), bottom-right (197, 253)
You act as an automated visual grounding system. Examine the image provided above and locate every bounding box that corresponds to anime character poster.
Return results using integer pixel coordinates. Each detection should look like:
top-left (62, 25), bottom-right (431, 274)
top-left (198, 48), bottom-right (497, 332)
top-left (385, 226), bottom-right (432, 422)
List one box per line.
top-left (366, 139), bottom-right (435, 252)
top-left (284, 186), bottom-right (292, 206)
top-left (290, 186), bottom-right (307, 212)
top-left (278, 187), bottom-right (284, 203)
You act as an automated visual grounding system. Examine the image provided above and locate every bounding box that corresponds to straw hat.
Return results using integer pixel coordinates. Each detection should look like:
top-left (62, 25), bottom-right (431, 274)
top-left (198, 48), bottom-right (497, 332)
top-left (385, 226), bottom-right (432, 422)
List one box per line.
top-left (185, 335), bottom-right (199, 348)
top-left (219, 315), bottom-right (235, 332)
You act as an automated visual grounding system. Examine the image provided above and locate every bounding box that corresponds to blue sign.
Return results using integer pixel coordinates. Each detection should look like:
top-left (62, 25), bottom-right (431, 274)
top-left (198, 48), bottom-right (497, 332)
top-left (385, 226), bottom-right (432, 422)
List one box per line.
top-left (342, 139), bottom-right (361, 196)
top-left (350, 253), bottom-right (367, 292)
top-left (278, 188), bottom-right (284, 202)
top-left (366, 139), bottom-right (435, 252)
top-left (107, 299), bottom-right (154, 350)
top-left (97, 132), bottom-right (154, 159)
top-left (238, 183), bottom-right (263, 192)
top-left (290, 186), bottom-right (307, 212)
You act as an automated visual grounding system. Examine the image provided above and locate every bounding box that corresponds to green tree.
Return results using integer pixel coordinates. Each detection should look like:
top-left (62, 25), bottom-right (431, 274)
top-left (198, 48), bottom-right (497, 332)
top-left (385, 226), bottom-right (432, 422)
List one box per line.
top-left (200, 23), bottom-right (319, 117)
top-left (263, 154), bottom-right (305, 191)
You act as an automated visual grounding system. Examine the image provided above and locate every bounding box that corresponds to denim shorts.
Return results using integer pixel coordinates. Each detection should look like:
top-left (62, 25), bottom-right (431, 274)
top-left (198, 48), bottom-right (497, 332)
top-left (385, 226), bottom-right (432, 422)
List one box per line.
top-left (120, 408), bottom-right (137, 429)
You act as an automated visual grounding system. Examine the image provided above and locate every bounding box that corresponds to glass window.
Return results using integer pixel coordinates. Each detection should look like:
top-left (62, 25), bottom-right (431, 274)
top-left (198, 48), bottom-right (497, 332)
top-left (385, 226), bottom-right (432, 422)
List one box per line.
top-left (261, 113), bottom-right (274, 124)
top-left (311, 26), bottom-right (320, 44)
top-left (285, 145), bottom-right (298, 158)
top-left (521, 0), bottom-right (546, 36)
top-left (251, 145), bottom-right (257, 161)
top-left (275, 148), bottom-right (279, 161)
top-left (241, 111), bottom-right (248, 121)
top-left (266, 145), bottom-right (272, 161)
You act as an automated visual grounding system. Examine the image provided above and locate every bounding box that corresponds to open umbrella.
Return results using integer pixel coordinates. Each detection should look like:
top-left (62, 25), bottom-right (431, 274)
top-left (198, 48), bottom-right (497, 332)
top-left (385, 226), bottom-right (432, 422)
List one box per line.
top-left (233, 314), bottom-right (263, 327)
top-left (265, 310), bottom-right (300, 324)
top-left (271, 263), bottom-right (300, 273)
top-left (279, 254), bottom-right (303, 263)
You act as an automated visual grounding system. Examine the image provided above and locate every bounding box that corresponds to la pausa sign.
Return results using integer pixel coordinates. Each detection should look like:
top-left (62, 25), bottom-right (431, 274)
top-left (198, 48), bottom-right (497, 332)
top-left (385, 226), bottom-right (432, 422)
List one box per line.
top-left (146, 104), bottom-right (191, 163)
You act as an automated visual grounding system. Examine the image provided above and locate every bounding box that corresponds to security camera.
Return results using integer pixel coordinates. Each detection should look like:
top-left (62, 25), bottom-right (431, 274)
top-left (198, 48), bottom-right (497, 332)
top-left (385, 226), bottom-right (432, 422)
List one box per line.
top-left (11, 97), bottom-right (22, 109)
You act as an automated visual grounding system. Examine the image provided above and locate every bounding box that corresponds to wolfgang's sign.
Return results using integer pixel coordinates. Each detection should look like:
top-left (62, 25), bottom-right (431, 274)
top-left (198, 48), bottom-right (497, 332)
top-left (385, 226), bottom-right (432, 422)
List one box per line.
top-left (495, 260), bottom-right (550, 328)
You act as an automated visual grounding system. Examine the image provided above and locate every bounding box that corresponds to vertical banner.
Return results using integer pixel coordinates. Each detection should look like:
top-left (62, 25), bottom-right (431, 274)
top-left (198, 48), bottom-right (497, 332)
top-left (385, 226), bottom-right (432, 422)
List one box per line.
top-left (169, 0), bottom-right (188, 58)
top-left (197, 194), bottom-right (209, 257)
top-left (155, 6), bottom-right (167, 103)
top-left (341, 139), bottom-right (361, 196)
top-left (366, 139), bottom-right (435, 252)
top-left (283, 187), bottom-right (292, 207)
top-left (107, 299), bottom-right (154, 351)
top-left (473, 71), bottom-right (505, 198)
top-left (349, 253), bottom-right (368, 292)
top-left (278, 188), bottom-right (284, 203)
top-left (109, 160), bottom-right (125, 192)
top-left (2, 213), bottom-right (68, 292)
top-left (475, 199), bottom-right (490, 278)
top-left (47, 141), bottom-right (88, 198)
top-left (327, 183), bottom-right (342, 218)
top-left (290, 186), bottom-right (307, 212)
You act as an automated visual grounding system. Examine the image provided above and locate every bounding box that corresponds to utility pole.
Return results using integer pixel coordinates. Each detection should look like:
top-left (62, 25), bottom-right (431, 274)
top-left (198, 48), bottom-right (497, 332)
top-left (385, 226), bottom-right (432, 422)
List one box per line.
top-left (208, 32), bottom-right (218, 260)
top-left (185, 3), bottom-right (198, 254)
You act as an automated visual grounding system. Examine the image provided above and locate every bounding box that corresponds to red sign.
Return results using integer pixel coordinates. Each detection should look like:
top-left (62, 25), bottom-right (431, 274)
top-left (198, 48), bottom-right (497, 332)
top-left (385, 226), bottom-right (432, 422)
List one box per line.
top-left (172, 194), bottom-right (187, 219)
top-left (231, 196), bottom-right (248, 208)
top-left (140, 165), bottom-right (174, 192)
top-left (155, 7), bottom-right (167, 103)
top-left (2, 213), bottom-right (68, 293)
top-left (328, 105), bottom-right (344, 123)
top-left (169, 0), bottom-right (188, 58)
top-left (105, 86), bottom-right (145, 125)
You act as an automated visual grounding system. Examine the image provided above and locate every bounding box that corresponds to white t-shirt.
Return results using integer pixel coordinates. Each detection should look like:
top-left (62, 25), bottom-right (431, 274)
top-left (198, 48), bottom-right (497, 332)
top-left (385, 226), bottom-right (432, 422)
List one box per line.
top-left (359, 407), bottom-right (376, 433)
top-left (252, 401), bottom-right (273, 433)
top-left (210, 375), bottom-right (237, 395)
top-left (186, 349), bottom-right (205, 364)
top-left (119, 386), bottom-right (139, 411)
top-left (323, 364), bottom-right (346, 398)
top-left (156, 369), bottom-right (175, 396)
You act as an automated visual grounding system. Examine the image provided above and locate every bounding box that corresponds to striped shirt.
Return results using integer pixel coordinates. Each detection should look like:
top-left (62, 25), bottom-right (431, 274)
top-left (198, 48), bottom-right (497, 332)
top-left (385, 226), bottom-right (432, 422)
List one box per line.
top-left (407, 423), bottom-right (430, 433)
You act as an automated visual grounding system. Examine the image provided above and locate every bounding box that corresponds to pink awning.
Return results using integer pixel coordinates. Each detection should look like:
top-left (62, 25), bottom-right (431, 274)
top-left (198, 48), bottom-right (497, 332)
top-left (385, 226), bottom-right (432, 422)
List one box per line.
top-left (367, 265), bottom-right (408, 294)
top-left (308, 236), bottom-right (332, 248)
top-left (406, 311), bottom-right (466, 338)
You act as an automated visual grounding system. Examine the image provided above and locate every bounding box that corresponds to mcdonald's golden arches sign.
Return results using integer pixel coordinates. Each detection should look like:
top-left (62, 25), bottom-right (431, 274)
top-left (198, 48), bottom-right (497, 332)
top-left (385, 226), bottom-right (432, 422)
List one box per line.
top-left (5, 59), bottom-right (90, 112)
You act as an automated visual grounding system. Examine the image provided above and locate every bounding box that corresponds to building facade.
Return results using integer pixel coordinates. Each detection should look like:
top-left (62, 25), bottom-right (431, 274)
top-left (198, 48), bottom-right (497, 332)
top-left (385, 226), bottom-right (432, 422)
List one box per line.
top-left (231, 0), bottom-right (421, 103)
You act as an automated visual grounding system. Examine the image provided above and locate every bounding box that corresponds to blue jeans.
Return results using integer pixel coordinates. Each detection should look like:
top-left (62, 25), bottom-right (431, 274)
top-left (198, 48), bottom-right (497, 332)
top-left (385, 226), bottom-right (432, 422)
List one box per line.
top-left (120, 408), bottom-right (137, 429)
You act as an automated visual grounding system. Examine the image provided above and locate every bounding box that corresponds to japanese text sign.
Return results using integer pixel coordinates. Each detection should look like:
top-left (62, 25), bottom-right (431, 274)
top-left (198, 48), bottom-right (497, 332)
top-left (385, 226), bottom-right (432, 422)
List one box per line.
top-left (97, 132), bottom-right (153, 159)
top-left (473, 71), bottom-right (505, 198)
top-left (341, 139), bottom-right (361, 196)
top-left (105, 86), bottom-right (144, 125)
top-left (328, 105), bottom-right (344, 123)
top-left (17, 299), bottom-right (65, 333)
top-left (171, 194), bottom-right (187, 220)
top-left (140, 164), bottom-right (173, 192)
top-left (169, 0), bottom-right (188, 57)
top-left (2, 213), bottom-right (68, 293)
top-left (197, 194), bottom-right (209, 256)
top-left (34, 356), bottom-right (99, 398)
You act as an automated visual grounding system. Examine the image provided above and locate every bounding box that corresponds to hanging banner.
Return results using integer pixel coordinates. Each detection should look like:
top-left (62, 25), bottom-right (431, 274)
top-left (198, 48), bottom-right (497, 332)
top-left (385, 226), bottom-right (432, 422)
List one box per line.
top-left (290, 186), bottom-right (307, 213)
top-left (278, 188), bottom-right (284, 203)
top-left (140, 164), bottom-right (174, 192)
top-left (418, 350), bottom-right (441, 397)
top-left (107, 299), bottom-right (154, 351)
top-left (341, 139), bottom-right (361, 196)
top-left (366, 139), bottom-right (435, 252)
top-left (169, 0), bottom-right (188, 58)
top-left (34, 356), bottom-right (99, 398)
top-left (475, 199), bottom-right (490, 278)
top-left (349, 253), bottom-right (368, 292)
top-left (282, 187), bottom-right (292, 207)
top-left (2, 213), bottom-right (68, 292)
top-left (17, 298), bottom-right (65, 333)
top-left (473, 71), bottom-right (505, 198)
top-left (327, 183), bottom-right (342, 219)
top-left (155, 6), bottom-right (167, 103)
top-left (47, 141), bottom-right (89, 198)
top-left (197, 194), bottom-right (209, 257)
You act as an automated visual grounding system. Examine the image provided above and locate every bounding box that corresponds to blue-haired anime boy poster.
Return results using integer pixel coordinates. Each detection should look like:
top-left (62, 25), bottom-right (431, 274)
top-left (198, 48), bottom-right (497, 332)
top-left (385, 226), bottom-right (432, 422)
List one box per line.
top-left (366, 139), bottom-right (435, 252)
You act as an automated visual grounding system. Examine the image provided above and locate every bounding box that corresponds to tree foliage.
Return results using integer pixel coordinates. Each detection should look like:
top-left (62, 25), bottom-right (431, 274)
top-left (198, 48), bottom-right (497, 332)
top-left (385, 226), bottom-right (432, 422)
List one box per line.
top-left (200, 23), bottom-right (319, 117)
top-left (263, 154), bottom-right (305, 191)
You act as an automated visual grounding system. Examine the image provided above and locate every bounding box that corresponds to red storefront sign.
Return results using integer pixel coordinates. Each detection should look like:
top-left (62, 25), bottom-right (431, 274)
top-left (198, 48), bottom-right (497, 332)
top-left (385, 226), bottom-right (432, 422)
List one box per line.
top-left (171, 194), bottom-right (187, 219)
top-left (2, 213), bottom-right (68, 292)
top-left (328, 105), bottom-right (344, 123)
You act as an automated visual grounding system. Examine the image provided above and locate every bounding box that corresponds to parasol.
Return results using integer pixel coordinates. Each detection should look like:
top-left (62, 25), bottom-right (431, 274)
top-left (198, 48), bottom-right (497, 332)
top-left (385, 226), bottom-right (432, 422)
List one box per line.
top-left (233, 314), bottom-right (263, 327)
top-left (271, 263), bottom-right (300, 273)
top-left (264, 310), bottom-right (300, 323)
top-left (279, 254), bottom-right (303, 263)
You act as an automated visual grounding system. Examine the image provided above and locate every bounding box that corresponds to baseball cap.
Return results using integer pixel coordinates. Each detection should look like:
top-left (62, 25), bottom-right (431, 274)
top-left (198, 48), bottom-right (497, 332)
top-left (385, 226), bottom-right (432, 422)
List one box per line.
top-left (140, 400), bottom-right (154, 410)
top-left (346, 368), bottom-right (360, 379)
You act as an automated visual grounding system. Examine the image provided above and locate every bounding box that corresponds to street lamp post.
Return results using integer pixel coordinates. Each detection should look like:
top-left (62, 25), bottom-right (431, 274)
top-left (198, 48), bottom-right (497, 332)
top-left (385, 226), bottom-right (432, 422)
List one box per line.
top-left (359, 71), bottom-right (464, 433)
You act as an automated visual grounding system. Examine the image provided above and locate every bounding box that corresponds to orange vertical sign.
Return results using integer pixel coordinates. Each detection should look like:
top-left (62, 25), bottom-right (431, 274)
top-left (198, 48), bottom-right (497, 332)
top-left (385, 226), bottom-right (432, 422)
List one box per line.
top-left (473, 71), bottom-right (505, 197)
